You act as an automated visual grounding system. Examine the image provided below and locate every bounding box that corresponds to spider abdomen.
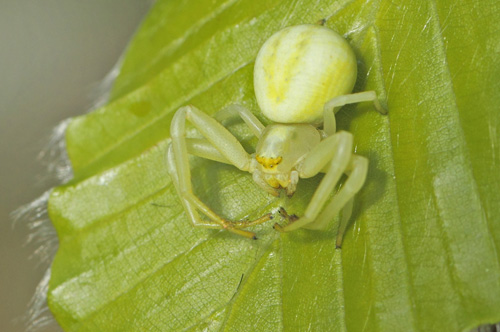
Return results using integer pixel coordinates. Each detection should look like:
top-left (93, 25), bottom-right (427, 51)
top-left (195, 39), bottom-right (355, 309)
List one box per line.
top-left (254, 24), bottom-right (357, 124)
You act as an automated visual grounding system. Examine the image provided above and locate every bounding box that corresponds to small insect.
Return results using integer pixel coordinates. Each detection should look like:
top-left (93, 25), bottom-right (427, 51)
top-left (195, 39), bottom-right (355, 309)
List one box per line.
top-left (166, 24), bottom-right (386, 247)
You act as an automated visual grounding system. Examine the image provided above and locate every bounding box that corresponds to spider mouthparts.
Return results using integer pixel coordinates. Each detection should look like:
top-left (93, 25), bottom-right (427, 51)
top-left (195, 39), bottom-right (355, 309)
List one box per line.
top-left (273, 223), bottom-right (284, 232)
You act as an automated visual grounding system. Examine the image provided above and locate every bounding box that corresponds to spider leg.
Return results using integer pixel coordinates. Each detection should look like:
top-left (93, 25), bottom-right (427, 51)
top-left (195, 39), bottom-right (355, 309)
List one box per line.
top-left (167, 105), bottom-right (272, 239)
top-left (214, 104), bottom-right (266, 138)
top-left (185, 138), bottom-right (231, 164)
top-left (274, 131), bottom-right (353, 232)
top-left (166, 144), bottom-right (225, 230)
top-left (323, 91), bottom-right (386, 136)
top-left (306, 155), bottom-right (368, 248)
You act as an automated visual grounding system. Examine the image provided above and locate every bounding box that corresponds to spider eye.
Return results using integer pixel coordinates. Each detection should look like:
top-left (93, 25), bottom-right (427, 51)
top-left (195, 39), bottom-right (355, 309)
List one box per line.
top-left (256, 156), bottom-right (282, 169)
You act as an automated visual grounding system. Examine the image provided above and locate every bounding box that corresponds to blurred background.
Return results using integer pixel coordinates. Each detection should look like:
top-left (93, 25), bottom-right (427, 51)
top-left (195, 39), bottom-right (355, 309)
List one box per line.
top-left (0, 1), bottom-right (152, 331)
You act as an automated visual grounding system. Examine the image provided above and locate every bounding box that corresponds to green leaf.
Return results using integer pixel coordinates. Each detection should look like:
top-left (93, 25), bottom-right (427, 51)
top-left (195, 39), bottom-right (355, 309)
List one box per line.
top-left (48, 0), bottom-right (500, 331)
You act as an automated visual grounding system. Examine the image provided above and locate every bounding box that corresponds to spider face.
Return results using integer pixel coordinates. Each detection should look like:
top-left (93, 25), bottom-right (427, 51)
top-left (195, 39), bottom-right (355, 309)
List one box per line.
top-left (255, 155), bottom-right (282, 170)
top-left (254, 123), bottom-right (320, 177)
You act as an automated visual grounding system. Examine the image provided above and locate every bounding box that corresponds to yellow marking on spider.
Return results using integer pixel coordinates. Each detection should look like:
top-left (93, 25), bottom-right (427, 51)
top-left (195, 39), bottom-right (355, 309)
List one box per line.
top-left (256, 155), bottom-right (282, 170)
top-left (267, 177), bottom-right (281, 188)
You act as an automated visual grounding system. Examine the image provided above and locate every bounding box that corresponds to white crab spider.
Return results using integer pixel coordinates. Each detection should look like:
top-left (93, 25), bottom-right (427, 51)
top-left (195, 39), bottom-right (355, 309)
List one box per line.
top-left (166, 24), bottom-right (386, 247)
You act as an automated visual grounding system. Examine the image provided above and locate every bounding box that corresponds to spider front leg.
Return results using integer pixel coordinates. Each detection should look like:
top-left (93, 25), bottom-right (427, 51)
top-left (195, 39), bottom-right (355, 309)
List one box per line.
top-left (274, 131), bottom-right (367, 247)
top-left (307, 155), bottom-right (368, 248)
top-left (323, 91), bottom-right (386, 136)
top-left (214, 104), bottom-right (265, 138)
top-left (167, 105), bottom-right (272, 239)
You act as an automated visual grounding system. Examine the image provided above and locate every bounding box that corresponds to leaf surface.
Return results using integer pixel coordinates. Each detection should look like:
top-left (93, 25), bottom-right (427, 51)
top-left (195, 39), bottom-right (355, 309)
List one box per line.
top-left (48, 0), bottom-right (500, 331)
